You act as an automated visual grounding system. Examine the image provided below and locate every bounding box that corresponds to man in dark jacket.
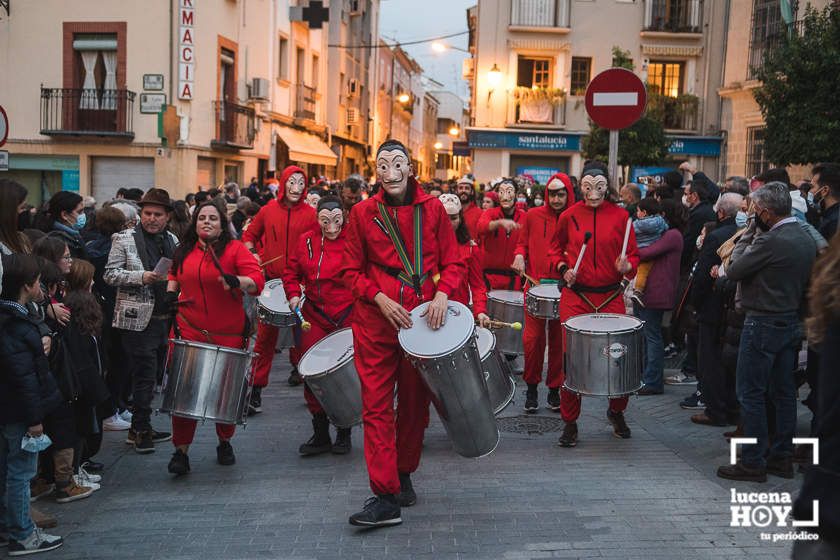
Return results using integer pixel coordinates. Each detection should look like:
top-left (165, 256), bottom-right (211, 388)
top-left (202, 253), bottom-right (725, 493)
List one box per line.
top-left (688, 193), bottom-right (743, 426)
top-left (0, 253), bottom-right (64, 555)
top-left (681, 180), bottom-right (717, 272)
top-left (809, 162), bottom-right (840, 240)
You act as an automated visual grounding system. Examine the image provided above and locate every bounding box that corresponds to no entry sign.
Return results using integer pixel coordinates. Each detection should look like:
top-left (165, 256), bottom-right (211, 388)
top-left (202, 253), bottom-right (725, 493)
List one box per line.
top-left (584, 68), bottom-right (647, 130)
top-left (0, 105), bottom-right (8, 148)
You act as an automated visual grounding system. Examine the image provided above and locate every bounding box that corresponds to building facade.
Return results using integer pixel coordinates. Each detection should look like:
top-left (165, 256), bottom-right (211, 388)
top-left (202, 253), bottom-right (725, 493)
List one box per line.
top-left (431, 90), bottom-right (471, 181)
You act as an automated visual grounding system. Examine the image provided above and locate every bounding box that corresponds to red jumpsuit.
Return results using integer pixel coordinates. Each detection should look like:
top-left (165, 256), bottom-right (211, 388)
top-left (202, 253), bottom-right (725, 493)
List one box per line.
top-left (462, 202), bottom-right (483, 244)
top-left (282, 228), bottom-right (353, 416)
top-left (168, 240), bottom-right (265, 445)
top-left (242, 165), bottom-right (317, 387)
top-left (340, 178), bottom-right (465, 496)
top-left (450, 241), bottom-right (487, 317)
top-left (549, 200), bottom-right (639, 422)
top-left (515, 176), bottom-right (575, 388)
top-left (476, 206), bottom-right (526, 290)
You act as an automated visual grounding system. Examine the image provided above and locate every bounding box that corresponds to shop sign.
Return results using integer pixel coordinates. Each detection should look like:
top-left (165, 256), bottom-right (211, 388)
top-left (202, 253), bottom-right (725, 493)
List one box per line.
top-left (515, 166), bottom-right (560, 186)
top-left (667, 135), bottom-right (722, 157)
top-left (61, 170), bottom-right (80, 192)
top-left (178, 0), bottom-right (195, 100)
top-left (0, 150), bottom-right (8, 171)
top-left (467, 130), bottom-right (582, 152)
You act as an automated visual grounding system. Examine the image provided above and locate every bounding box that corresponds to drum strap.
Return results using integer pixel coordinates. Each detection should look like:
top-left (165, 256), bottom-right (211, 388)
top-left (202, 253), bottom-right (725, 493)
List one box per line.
top-left (306, 300), bottom-right (353, 329)
top-left (177, 312), bottom-right (248, 349)
top-left (483, 268), bottom-right (518, 291)
top-left (377, 203), bottom-right (426, 299)
top-left (570, 279), bottom-right (629, 312)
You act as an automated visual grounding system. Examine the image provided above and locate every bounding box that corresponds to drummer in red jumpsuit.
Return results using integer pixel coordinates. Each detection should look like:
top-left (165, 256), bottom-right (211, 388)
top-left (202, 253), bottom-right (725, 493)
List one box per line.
top-left (282, 195), bottom-right (355, 457)
top-left (165, 202), bottom-right (265, 475)
top-left (242, 165), bottom-right (317, 411)
top-left (512, 173), bottom-right (575, 414)
top-left (476, 179), bottom-right (526, 291)
top-left (341, 139), bottom-right (465, 528)
top-left (549, 164), bottom-right (639, 448)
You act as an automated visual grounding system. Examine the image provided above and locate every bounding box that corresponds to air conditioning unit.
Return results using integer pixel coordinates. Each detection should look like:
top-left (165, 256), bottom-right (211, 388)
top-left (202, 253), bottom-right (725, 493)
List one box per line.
top-left (347, 78), bottom-right (360, 98)
top-left (349, 0), bottom-right (362, 16)
top-left (250, 77), bottom-right (270, 100)
top-left (346, 107), bottom-right (360, 125)
top-left (461, 58), bottom-right (474, 80)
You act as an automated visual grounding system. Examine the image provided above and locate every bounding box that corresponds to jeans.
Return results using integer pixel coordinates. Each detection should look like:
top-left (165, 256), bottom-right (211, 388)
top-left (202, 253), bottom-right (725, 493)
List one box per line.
top-left (122, 318), bottom-right (169, 432)
top-left (0, 423), bottom-right (38, 542)
top-left (736, 314), bottom-right (800, 468)
top-left (634, 305), bottom-right (665, 391)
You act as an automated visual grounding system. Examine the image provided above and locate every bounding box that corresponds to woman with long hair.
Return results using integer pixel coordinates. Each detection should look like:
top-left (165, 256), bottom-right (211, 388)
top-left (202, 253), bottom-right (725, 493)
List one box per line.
top-left (0, 179), bottom-right (31, 255)
top-left (168, 200), bottom-right (192, 241)
top-left (31, 236), bottom-right (73, 328)
top-left (35, 191), bottom-right (88, 259)
top-left (164, 202), bottom-right (264, 475)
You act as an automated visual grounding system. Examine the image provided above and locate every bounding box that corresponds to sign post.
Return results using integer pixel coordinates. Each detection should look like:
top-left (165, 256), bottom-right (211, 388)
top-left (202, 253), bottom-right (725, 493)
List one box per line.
top-left (584, 68), bottom-right (647, 189)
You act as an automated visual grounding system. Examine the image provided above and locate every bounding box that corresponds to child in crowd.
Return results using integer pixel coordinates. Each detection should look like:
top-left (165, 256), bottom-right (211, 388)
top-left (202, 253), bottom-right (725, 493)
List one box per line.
top-left (631, 197), bottom-right (669, 306)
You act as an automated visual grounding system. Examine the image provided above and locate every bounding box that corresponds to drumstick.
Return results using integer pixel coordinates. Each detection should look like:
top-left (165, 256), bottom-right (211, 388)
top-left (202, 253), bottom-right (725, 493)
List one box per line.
top-left (487, 319), bottom-right (523, 331)
top-left (520, 271), bottom-right (539, 286)
top-left (293, 306), bottom-right (312, 331)
top-left (573, 232), bottom-right (593, 274)
top-left (259, 254), bottom-right (284, 269)
top-left (620, 218), bottom-right (632, 260)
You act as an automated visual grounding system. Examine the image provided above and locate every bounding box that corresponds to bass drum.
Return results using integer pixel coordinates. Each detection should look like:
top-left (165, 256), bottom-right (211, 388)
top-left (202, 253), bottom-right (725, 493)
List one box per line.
top-left (297, 328), bottom-right (362, 428)
top-left (475, 327), bottom-right (515, 414)
top-left (486, 290), bottom-right (524, 355)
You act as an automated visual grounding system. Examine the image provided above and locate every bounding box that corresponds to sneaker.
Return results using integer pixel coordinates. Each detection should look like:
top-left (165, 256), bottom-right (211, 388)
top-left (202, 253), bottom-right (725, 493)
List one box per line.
top-left (717, 462), bottom-right (767, 483)
top-left (29, 479), bottom-right (54, 503)
top-left (77, 466), bottom-right (101, 483)
top-left (396, 473), bottom-right (417, 507)
top-left (680, 391), bottom-right (705, 410)
top-left (557, 422), bottom-right (578, 447)
top-left (288, 368), bottom-right (303, 387)
top-left (217, 441), bottom-right (236, 466)
top-left (630, 290), bottom-right (645, 308)
top-left (690, 412), bottom-right (727, 427)
top-left (332, 428), bottom-right (352, 455)
top-left (7, 528), bottom-right (63, 556)
top-left (118, 409), bottom-right (133, 423)
top-left (607, 410), bottom-right (632, 439)
top-left (766, 456), bottom-right (795, 479)
top-left (167, 449), bottom-right (191, 476)
top-left (72, 475), bottom-right (100, 492)
top-left (348, 495), bottom-right (402, 527)
top-left (665, 372), bottom-right (698, 385)
top-left (54, 481), bottom-right (93, 504)
top-left (248, 386), bottom-right (263, 416)
top-left (125, 428), bottom-right (172, 445)
top-left (546, 388), bottom-right (561, 412)
top-left (663, 343), bottom-right (678, 359)
top-left (636, 385), bottom-right (664, 396)
top-left (524, 384), bottom-right (538, 413)
top-left (133, 430), bottom-right (155, 454)
top-left (80, 460), bottom-right (104, 473)
top-left (103, 414), bottom-right (131, 431)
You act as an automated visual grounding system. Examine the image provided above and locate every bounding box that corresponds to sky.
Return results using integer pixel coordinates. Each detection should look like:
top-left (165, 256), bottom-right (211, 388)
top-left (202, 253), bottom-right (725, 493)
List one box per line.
top-left (378, 0), bottom-right (474, 98)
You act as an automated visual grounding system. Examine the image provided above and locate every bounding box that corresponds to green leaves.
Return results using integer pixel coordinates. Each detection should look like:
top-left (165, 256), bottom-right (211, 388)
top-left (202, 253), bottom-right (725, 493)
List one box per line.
top-left (581, 115), bottom-right (671, 166)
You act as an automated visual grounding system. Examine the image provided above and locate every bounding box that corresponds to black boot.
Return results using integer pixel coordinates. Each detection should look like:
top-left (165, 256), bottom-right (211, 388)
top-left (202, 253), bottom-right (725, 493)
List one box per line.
top-left (349, 494), bottom-right (402, 527)
top-left (288, 367), bottom-right (303, 387)
top-left (396, 473), bottom-right (416, 507)
top-left (216, 441), bottom-right (236, 466)
top-left (299, 413), bottom-right (332, 456)
top-left (167, 449), bottom-right (190, 475)
top-left (248, 386), bottom-right (262, 416)
top-left (524, 384), bottom-right (538, 413)
top-left (332, 427), bottom-right (352, 455)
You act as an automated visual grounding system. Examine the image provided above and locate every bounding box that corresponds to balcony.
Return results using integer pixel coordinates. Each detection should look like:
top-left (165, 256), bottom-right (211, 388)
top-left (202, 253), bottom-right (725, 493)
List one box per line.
top-left (294, 84), bottom-right (317, 120)
top-left (509, 0), bottom-right (570, 32)
top-left (508, 87), bottom-right (567, 129)
top-left (40, 88), bottom-right (135, 138)
top-left (213, 100), bottom-right (255, 150)
top-left (748, 20), bottom-right (804, 79)
top-left (642, 0), bottom-right (701, 36)
top-left (647, 92), bottom-right (700, 132)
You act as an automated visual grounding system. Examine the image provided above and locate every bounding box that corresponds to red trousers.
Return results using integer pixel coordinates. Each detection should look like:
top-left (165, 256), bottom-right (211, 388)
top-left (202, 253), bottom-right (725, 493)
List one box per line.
top-left (559, 289), bottom-right (629, 423)
top-left (353, 305), bottom-right (431, 496)
top-left (522, 306), bottom-right (564, 388)
top-left (252, 322), bottom-right (302, 388)
top-left (171, 415), bottom-right (235, 446)
top-left (299, 307), bottom-right (351, 416)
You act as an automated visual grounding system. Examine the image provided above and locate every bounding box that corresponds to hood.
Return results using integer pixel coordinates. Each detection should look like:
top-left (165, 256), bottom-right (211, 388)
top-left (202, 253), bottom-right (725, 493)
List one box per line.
top-left (789, 189), bottom-right (807, 215)
top-left (278, 165), bottom-right (308, 206)
top-left (372, 176), bottom-right (430, 206)
top-left (546, 172), bottom-right (576, 210)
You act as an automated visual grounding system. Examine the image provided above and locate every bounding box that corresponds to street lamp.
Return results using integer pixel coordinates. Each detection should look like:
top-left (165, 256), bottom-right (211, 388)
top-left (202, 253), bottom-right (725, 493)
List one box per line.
top-left (398, 92), bottom-right (410, 104)
top-left (448, 125), bottom-right (460, 137)
top-left (434, 141), bottom-right (443, 150)
top-left (486, 63), bottom-right (502, 103)
top-left (430, 41), bottom-right (469, 54)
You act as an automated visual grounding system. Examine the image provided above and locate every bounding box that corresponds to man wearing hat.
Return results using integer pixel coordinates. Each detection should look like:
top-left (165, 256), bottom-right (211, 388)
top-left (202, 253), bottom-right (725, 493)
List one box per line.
top-left (455, 176), bottom-right (482, 241)
top-left (105, 188), bottom-right (178, 453)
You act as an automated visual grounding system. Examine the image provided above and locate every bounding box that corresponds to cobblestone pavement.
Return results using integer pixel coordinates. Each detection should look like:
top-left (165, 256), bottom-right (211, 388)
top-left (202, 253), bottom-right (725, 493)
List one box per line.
top-left (36, 353), bottom-right (808, 560)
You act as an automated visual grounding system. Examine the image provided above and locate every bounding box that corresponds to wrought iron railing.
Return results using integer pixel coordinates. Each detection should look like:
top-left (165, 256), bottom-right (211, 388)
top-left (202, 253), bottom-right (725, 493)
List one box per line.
top-left (748, 19), bottom-right (804, 79)
top-left (644, 0), bottom-right (701, 33)
top-left (647, 92), bottom-right (700, 131)
top-left (294, 84), bottom-right (317, 120)
top-left (509, 95), bottom-right (567, 128)
top-left (214, 100), bottom-right (255, 149)
top-left (40, 88), bottom-right (135, 137)
top-left (510, 0), bottom-right (570, 28)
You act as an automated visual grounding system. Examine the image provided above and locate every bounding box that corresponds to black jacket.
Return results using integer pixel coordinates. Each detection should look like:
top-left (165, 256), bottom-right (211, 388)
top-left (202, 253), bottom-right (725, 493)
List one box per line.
top-left (681, 201), bottom-right (717, 271)
top-left (690, 217), bottom-right (739, 324)
top-left (0, 301), bottom-right (63, 426)
top-left (819, 202), bottom-right (839, 241)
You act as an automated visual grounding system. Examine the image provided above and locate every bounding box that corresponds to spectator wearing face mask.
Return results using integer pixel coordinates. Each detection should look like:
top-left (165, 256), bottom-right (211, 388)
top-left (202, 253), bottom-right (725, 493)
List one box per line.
top-left (680, 180), bottom-right (717, 272)
top-left (809, 162), bottom-right (840, 240)
top-left (35, 192), bottom-right (89, 260)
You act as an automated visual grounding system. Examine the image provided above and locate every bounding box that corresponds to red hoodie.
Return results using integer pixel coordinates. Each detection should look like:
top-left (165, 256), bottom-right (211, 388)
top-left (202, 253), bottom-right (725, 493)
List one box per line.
top-left (514, 172), bottom-right (575, 282)
top-left (242, 165), bottom-right (317, 279)
top-left (476, 205), bottom-right (527, 290)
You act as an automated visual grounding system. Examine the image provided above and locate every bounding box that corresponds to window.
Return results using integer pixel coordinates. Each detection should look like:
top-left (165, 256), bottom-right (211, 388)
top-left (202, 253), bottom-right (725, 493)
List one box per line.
top-left (312, 54), bottom-right (320, 91)
top-left (746, 126), bottom-right (767, 178)
top-left (570, 57), bottom-right (591, 95)
top-left (73, 33), bottom-right (119, 110)
top-left (647, 61), bottom-right (683, 97)
top-left (278, 36), bottom-right (289, 80)
top-left (749, 0), bottom-right (784, 78)
top-left (437, 118), bottom-right (457, 134)
top-left (296, 47), bottom-right (305, 85)
top-left (516, 56), bottom-right (552, 88)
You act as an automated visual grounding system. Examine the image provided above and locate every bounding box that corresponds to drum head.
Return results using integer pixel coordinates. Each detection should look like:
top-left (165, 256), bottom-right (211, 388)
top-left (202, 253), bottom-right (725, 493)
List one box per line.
top-left (259, 279), bottom-right (290, 313)
top-left (298, 328), bottom-right (354, 377)
top-left (564, 313), bottom-right (642, 333)
top-left (487, 290), bottom-right (524, 305)
top-left (528, 284), bottom-right (561, 299)
top-left (398, 300), bottom-right (475, 358)
top-left (475, 327), bottom-right (495, 359)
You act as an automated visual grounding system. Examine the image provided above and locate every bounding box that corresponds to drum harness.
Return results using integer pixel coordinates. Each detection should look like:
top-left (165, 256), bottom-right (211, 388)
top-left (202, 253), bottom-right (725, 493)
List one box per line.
top-left (374, 202), bottom-right (428, 301)
top-left (568, 279), bottom-right (629, 313)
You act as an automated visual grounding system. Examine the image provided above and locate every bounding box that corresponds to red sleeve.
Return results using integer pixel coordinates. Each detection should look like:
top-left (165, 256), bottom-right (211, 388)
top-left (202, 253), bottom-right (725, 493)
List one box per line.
top-left (624, 217), bottom-right (640, 279)
top-left (468, 244), bottom-right (487, 316)
top-left (514, 212), bottom-right (530, 258)
top-left (340, 204), bottom-right (381, 304)
top-left (282, 235), bottom-right (307, 300)
top-left (549, 212), bottom-right (570, 273)
top-left (433, 202), bottom-right (467, 298)
top-left (241, 203), bottom-right (267, 246)
top-left (232, 242), bottom-right (265, 293)
top-left (476, 207), bottom-right (494, 240)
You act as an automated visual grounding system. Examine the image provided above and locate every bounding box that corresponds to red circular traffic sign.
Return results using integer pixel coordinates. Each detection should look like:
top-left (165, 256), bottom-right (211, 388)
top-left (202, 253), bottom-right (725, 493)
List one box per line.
top-left (584, 68), bottom-right (647, 130)
top-left (0, 105), bottom-right (8, 148)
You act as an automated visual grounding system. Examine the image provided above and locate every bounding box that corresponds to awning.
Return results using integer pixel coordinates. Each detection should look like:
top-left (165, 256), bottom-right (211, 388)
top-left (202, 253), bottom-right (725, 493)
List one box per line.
top-left (275, 127), bottom-right (338, 167)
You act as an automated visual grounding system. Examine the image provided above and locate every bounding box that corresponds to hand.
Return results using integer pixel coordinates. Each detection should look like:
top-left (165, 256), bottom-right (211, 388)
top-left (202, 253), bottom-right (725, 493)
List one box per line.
top-left (47, 303), bottom-right (71, 326)
top-left (421, 291), bottom-right (449, 330)
top-left (615, 257), bottom-right (631, 274)
top-left (251, 251), bottom-right (262, 265)
top-left (289, 296), bottom-right (300, 310)
top-left (499, 219), bottom-right (520, 233)
top-left (679, 161), bottom-right (696, 174)
top-left (477, 313), bottom-right (491, 328)
top-left (219, 274), bottom-right (241, 291)
top-left (28, 424), bottom-right (43, 437)
top-left (142, 271), bottom-right (163, 285)
top-left (164, 291), bottom-right (180, 317)
top-left (374, 292), bottom-right (412, 330)
top-left (563, 269), bottom-right (577, 287)
top-left (710, 265), bottom-right (719, 279)
top-left (511, 254), bottom-right (525, 275)
top-left (41, 336), bottom-right (51, 356)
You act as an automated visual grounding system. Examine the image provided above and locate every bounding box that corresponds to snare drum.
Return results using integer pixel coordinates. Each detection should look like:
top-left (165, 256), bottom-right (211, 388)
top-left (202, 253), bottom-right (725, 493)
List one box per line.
top-left (562, 313), bottom-right (644, 397)
top-left (257, 279), bottom-right (296, 348)
top-left (161, 339), bottom-right (255, 425)
top-left (297, 328), bottom-right (362, 428)
top-left (526, 284), bottom-right (561, 320)
top-left (475, 327), bottom-right (515, 414)
top-left (399, 301), bottom-right (499, 458)
top-left (486, 290), bottom-right (524, 355)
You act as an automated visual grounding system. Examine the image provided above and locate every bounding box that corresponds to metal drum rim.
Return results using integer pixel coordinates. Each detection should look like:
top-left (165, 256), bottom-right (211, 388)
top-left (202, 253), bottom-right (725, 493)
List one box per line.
top-left (487, 290), bottom-right (524, 304)
top-left (475, 327), bottom-right (496, 361)
top-left (298, 327), bottom-right (355, 379)
top-left (398, 302), bottom-right (476, 359)
top-left (562, 313), bottom-right (644, 334)
top-left (168, 338), bottom-right (256, 358)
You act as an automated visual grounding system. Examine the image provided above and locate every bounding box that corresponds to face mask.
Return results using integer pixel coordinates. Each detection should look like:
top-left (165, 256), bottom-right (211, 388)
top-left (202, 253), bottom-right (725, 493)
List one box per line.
top-left (534, 199), bottom-right (543, 206)
top-left (755, 211), bottom-right (771, 232)
top-left (681, 194), bottom-right (691, 208)
top-left (21, 433), bottom-right (52, 453)
top-left (806, 192), bottom-right (814, 204)
top-left (696, 236), bottom-right (704, 250)
top-left (517, 197), bottom-right (527, 204)
top-left (74, 212), bottom-right (87, 231)
top-left (735, 211), bottom-right (748, 228)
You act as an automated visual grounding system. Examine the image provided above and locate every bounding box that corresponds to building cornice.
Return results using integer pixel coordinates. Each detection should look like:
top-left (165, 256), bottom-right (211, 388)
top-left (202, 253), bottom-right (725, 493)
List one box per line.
top-left (507, 38), bottom-right (571, 51)
top-left (641, 44), bottom-right (704, 57)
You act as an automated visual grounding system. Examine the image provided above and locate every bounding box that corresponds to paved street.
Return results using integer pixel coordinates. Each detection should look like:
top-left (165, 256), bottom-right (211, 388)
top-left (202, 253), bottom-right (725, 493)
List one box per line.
top-left (37, 354), bottom-right (806, 560)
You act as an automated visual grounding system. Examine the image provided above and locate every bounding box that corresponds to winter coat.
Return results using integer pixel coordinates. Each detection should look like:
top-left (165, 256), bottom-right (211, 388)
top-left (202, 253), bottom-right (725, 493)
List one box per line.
top-left (690, 217), bottom-right (739, 323)
top-left (637, 228), bottom-right (683, 310)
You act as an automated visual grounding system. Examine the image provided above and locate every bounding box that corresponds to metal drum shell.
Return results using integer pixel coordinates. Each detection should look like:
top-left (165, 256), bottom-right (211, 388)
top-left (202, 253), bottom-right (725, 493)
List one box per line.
top-left (475, 327), bottom-right (516, 414)
top-left (297, 328), bottom-right (362, 429)
top-left (562, 313), bottom-right (645, 397)
top-left (161, 339), bottom-right (255, 425)
top-left (486, 290), bottom-right (524, 355)
top-left (525, 285), bottom-right (561, 320)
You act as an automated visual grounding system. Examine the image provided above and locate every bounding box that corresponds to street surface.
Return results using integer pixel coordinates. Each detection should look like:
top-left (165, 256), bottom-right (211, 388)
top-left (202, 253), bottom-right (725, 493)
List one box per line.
top-left (40, 353), bottom-right (804, 560)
